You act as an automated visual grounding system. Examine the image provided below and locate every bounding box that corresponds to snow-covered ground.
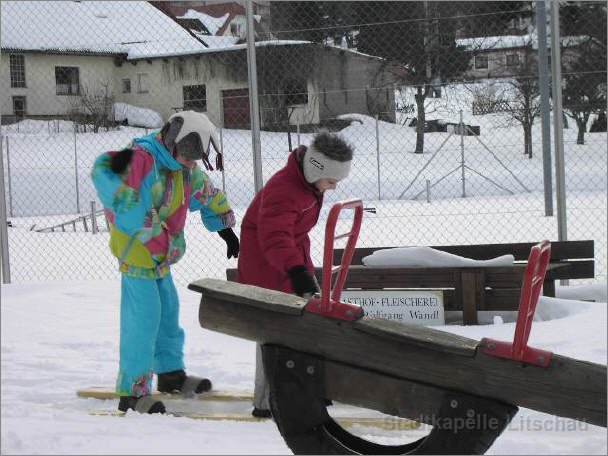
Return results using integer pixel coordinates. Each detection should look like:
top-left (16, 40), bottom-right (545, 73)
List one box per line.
top-left (1, 257), bottom-right (606, 454)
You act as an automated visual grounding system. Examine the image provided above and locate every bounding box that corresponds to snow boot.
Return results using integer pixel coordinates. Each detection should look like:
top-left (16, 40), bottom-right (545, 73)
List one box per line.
top-left (157, 369), bottom-right (212, 396)
top-left (118, 395), bottom-right (166, 414)
top-left (251, 407), bottom-right (272, 418)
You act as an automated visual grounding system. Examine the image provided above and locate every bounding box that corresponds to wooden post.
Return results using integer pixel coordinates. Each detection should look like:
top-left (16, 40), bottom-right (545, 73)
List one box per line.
top-left (90, 201), bottom-right (98, 234)
top-left (461, 270), bottom-right (485, 325)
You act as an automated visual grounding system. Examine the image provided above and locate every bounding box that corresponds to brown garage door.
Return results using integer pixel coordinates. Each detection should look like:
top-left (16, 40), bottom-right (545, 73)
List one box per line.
top-left (222, 88), bottom-right (250, 129)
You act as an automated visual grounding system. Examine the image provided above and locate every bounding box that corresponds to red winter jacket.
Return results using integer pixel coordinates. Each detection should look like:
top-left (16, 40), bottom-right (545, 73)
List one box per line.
top-left (237, 146), bottom-right (323, 293)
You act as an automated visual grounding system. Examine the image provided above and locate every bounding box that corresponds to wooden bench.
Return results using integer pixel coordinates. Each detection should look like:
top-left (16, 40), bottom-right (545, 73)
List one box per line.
top-left (226, 240), bottom-right (594, 325)
top-left (332, 240), bottom-right (595, 324)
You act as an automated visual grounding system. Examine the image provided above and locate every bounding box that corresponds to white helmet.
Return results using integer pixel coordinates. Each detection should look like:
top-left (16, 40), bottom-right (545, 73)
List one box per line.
top-left (164, 110), bottom-right (223, 170)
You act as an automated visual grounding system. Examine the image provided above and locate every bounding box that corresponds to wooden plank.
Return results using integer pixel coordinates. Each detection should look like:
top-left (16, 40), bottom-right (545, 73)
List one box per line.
top-left (545, 260), bottom-right (595, 280)
top-left (335, 240), bottom-right (594, 265)
top-left (324, 358), bottom-right (446, 424)
top-left (547, 240), bottom-right (594, 260)
top-left (190, 279), bottom-right (306, 316)
top-left (484, 289), bottom-right (521, 310)
top-left (340, 266), bottom-right (461, 289)
top-left (354, 318), bottom-right (478, 356)
top-left (483, 266), bottom-right (525, 287)
top-left (190, 278), bottom-right (606, 427)
top-left (77, 387), bottom-right (253, 401)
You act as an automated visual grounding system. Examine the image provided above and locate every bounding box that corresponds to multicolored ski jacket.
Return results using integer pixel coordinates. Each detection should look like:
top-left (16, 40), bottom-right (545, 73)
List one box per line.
top-left (91, 132), bottom-right (235, 279)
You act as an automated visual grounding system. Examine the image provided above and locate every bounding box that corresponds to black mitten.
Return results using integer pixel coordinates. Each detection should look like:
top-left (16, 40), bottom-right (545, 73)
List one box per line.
top-left (287, 265), bottom-right (319, 297)
top-left (110, 149), bottom-right (133, 174)
top-left (218, 228), bottom-right (239, 259)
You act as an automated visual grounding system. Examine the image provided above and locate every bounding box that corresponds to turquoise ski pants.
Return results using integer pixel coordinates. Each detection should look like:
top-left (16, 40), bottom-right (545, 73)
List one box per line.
top-left (116, 272), bottom-right (185, 396)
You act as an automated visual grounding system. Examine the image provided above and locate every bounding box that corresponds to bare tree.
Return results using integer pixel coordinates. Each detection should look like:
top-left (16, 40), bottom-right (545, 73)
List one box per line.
top-left (492, 40), bottom-right (540, 158)
top-left (562, 37), bottom-right (607, 145)
top-left (68, 82), bottom-right (114, 133)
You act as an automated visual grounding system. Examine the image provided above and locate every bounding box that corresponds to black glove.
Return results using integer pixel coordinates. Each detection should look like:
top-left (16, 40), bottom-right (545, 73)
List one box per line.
top-left (110, 149), bottom-right (133, 174)
top-left (218, 228), bottom-right (239, 259)
top-left (287, 265), bottom-right (319, 298)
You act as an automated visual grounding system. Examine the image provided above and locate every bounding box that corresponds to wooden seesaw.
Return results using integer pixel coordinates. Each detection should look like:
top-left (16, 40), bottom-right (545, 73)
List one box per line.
top-left (188, 199), bottom-right (606, 455)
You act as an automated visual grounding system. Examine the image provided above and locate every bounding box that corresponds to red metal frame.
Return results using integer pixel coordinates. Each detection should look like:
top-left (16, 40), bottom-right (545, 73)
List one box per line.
top-left (481, 240), bottom-right (553, 367)
top-left (305, 199), bottom-right (364, 321)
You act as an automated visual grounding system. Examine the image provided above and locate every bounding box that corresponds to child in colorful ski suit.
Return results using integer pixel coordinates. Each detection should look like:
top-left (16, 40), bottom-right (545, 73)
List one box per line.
top-left (91, 111), bottom-right (239, 414)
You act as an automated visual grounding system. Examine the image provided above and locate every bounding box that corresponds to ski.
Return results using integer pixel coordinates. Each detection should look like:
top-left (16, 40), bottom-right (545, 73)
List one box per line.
top-left (80, 386), bottom-right (420, 430)
top-left (77, 386), bottom-right (252, 402)
top-left (89, 409), bottom-right (270, 422)
top-left (88, 408), bottom-right (419, 430)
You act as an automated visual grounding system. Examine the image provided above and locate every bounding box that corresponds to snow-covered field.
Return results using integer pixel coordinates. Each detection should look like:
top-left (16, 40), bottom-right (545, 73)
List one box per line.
top-left (2, 96), bottom-right (606, 284)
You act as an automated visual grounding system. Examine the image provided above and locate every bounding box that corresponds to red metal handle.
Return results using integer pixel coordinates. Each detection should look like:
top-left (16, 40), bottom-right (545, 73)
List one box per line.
top-left (322, 199), bottom-right (364, 305)
top-left (482, 240), bottom-right (553, 367)
top-left (512, 239), bottom-right (551, 360)
top-left (306, 199), bottom-right (364, 321)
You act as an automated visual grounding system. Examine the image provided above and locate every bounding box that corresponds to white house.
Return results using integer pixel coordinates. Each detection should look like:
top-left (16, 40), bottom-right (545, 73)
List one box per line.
top-left (1, 1), bottom-right (395, 129)
top-left (456, 32), bottom-right (596, 80)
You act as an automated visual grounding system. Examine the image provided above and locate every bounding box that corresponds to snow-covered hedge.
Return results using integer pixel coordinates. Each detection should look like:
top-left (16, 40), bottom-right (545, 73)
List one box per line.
top-left (114, 103), bottom-right (163, 129)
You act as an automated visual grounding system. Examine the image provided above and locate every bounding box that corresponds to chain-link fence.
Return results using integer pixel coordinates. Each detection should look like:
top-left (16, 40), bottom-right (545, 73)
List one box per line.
top-left (1, 1), bottom-right (606, 288)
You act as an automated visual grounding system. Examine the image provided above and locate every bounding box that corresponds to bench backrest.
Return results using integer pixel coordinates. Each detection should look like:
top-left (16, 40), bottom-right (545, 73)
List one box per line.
top-left (334, 240), bottom-right (594, 264)
top-left (227, 240), bottom-right (595, 283)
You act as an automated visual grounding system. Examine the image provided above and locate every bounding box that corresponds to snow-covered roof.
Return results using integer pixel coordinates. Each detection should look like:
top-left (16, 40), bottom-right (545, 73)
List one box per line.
top-left (456, 33), bottom-right (593, 52)
top-left (178, 9), bottom-right (229, 36)
top-left (192, 33), bottom-right (240, 49)
top-left (0, 1), bottom-right (390, 60)
top-left (0, 1), bottom-right (207, 59)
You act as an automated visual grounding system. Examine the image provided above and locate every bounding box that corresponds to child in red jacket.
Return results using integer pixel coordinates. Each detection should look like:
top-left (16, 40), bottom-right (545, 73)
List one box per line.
top-left (237, 131), bottom-right (354, 417)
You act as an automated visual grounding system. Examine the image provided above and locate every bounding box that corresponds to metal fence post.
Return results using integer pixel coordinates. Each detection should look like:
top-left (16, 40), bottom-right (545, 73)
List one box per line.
top-left (219, 127), bottom-right (226, 192)
top-left (459, 110), bottom-right (466, 198)
top-left (0, 137), bottom-right (12, 283)
top-left (90, 200), bottom-right (98, 234)
top-left (5, 135), bottom-right (13, 217)
top-left (550, 0), bottom-right (567, 243)
top-left (245, 0), bottom-right (263, 193)
top-left (375, 114), bottom-right (381, 200)
top-left (74, 128), bottom-right (81, 213)
top-left (536, 0), bottom-right (554, 217)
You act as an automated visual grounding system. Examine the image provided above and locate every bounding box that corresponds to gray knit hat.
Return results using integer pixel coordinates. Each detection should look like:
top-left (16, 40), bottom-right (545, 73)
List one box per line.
top-left (302, 132), bottom-right (353, 184)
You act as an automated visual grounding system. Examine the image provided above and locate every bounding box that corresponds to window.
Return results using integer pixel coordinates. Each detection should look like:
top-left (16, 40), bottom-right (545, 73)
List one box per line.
top-left (137, 73), bottom-right (149, 93)
top-left (474, 55), bottom-right (488, 69)
top-left (230, 23), bottom-right (241, 37)
top-left (183, 85), bottom-right (207, 111)
top-left (12, 96), bottom-right (26, 117)
top-left (55, 67), bottom-right (80, 95)
top-left (10, 54), bottom-right (26, 88)
top-left (506, 53), bottom-right (519, 67)
top-left (284, 79), bottom-right (308, 105)
top-left (121, 78), bottom-right (131, 94)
